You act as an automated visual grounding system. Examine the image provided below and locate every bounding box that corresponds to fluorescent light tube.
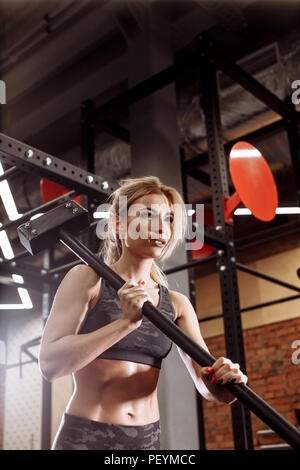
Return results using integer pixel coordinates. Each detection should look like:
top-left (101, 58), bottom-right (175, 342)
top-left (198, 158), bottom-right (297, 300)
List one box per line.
top-left (93, 211), bottom-right (110, 219)
top-left (276, 207), bottom-right (300, 214)
top-left (0, 162), bottom-right (22, 221)
top-left (0, 304), bottom-right (25, 310)
top-left (230, 149), bottom-right (261, 158)
top-left (0, 230), bottom-right (15, 259)
top-left (17, 288), bottom-right (33, 309)
top-left (12, 274), bottom-right (24, 284)
top-left (234, 208), bottom-right (252, 215)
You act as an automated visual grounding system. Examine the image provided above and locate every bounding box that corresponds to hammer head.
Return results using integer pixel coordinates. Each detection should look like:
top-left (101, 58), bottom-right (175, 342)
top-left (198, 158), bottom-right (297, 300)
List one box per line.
top-left (17, 200), bottom-right (90, 255)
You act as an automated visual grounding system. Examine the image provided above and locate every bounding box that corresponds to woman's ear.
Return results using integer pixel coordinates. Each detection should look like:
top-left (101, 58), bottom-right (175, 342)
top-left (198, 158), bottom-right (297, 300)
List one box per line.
top-left (111, 213), bottom-right (119, 239)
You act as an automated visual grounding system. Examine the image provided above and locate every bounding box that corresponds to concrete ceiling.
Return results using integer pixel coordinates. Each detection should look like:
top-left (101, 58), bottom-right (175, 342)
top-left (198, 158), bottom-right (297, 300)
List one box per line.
top-left (0, 0), bottom-right (300, 267)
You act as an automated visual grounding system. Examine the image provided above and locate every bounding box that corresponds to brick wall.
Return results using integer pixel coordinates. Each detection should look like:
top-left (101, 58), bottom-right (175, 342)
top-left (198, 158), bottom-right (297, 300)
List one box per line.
top-left (202, 316), bottom-right (300, 449)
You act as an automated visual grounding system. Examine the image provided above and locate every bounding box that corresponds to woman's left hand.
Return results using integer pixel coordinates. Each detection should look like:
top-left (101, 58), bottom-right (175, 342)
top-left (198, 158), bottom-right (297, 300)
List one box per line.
top-left (201, 357), bottom-right (248, 386)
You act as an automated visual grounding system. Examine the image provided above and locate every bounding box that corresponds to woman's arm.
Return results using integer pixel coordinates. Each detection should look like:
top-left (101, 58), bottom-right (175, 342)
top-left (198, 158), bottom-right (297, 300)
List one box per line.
top-left (171, 290), bottom-right (247, 404)
top-left (39, 265), bottom-right (135, 382)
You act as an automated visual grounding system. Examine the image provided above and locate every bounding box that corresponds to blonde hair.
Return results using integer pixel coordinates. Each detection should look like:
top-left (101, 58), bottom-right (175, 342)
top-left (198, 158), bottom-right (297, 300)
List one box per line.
top-left (97, 175), bottom-right (187, 288)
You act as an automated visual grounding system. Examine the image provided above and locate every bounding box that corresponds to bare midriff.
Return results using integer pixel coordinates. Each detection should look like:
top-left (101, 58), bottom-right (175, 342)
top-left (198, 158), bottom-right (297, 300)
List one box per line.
top-left (65, 266), bottom-right (175, 426)
top-left (66, 358), bottom-right (160, 425)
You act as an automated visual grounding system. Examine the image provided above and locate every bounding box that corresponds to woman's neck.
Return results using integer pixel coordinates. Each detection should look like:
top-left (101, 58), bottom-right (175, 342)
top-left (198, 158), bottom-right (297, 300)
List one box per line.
top-left (110, 262), bottom-right (157, 288)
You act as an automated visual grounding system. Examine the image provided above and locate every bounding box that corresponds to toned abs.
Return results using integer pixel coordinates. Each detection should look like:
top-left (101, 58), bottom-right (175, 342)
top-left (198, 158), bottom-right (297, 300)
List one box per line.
top-left (66, 275), bottom-right (175, 425)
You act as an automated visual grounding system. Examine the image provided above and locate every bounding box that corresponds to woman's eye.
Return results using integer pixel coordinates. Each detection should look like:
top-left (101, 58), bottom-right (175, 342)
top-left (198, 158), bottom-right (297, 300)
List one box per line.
top-left (141, 212), bottom-right (173, 222)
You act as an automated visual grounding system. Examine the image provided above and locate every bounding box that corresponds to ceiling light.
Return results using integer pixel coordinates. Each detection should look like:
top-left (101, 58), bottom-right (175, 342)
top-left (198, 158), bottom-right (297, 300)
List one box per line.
top-left (230, 149), bottom-right (261, 159)
top-left (0, 230), bottom-right (15, 259)
top-left (0, 304), bottom-right (25, 310)
top-left (12, 274), bottom-right (24, 284)
top-left (234, 207), bottom-right (300, 216)
top-left (276, 207), bottom-right (300, 214)
top-left (93, 211), bottom-right (110, 219)
top-left (0, 162), bottom-right (22, 221)
top-left (17, 288), bottom-right (33, 309)
top-left (234, 208), bottom-right (252, 215)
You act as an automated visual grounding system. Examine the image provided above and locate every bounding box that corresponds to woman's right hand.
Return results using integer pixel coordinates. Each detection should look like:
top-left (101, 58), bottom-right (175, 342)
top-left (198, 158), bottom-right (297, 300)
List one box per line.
top-left (117, 280), bottom-right (153, 328)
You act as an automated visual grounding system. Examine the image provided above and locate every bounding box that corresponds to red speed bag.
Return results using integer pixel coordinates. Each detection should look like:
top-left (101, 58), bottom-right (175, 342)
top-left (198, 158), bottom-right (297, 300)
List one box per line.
top-left (228, 142), bottom-right (278, 222)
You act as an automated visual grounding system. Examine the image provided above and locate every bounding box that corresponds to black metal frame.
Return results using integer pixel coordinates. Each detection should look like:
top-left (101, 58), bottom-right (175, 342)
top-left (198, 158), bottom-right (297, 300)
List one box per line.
top-left (16, 214), bottom-right (300, 448)
top-left (0, 31), bottom-right (299, 450)
top-left (180, 146), bottom-right (207, 451)
top-left (19, 336), bottom-right (40, 379)
top-left (197, 36), bottom-right (253, 449)
top-left (1, 337), bottom-right (40, 377)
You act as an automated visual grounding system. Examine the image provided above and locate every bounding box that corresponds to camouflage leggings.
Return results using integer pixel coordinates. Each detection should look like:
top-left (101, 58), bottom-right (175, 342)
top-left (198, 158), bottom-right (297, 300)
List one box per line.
top-left (51, 412), bottom-right (161, 450)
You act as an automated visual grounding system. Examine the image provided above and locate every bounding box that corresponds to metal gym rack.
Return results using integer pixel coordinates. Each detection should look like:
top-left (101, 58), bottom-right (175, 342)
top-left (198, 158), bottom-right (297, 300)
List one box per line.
top-left (0, 32), bottom-right (300, 450)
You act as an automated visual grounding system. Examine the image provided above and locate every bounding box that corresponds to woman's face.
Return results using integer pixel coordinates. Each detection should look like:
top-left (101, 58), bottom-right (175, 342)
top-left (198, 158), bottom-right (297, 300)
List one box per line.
top-left (118, 193), bottom-right (174, 259)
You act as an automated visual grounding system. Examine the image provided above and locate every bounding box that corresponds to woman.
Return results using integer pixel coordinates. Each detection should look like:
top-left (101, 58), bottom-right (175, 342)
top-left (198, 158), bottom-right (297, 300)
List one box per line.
top-left (39, 176), bottom-right (248, 450)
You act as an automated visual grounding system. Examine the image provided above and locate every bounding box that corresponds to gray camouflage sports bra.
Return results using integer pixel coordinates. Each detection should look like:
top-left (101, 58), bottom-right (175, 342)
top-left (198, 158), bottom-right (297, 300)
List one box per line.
top-left (78, 276), bottom-right (176, 368)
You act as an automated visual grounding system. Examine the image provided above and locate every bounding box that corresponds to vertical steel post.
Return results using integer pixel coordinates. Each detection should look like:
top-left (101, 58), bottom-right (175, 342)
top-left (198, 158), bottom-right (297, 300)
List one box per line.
top-left (80, 100), bottom-right (97, 252)
top-left (0, 319), bottom-right (7, 450)
top-left (180, 149), bottom-right (206, 450)
top-left (197, 36), bottom-right (253, 450)
top-left (41, 248), bottom-right (55, 450)
top-left (284, 97), bottom-right (300, 208)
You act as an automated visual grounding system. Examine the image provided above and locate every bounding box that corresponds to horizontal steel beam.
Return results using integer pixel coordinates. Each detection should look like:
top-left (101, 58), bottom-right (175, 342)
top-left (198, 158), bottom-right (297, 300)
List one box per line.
top-left (0, 278), bottom-right (44, 295)
top-left (183, 113), bottom-right (300, 174)
top-left (3, 359), bottom-right (35, 370)
top-left (235, 220), bottom-right (300, 251)
top-left (96, 119), bottom-right (130, 143)
top-left (236, 263), bottom-right (300, 293)
top-left (0, 132), bottom-right (118, 200)
top-left (94, 54), bottom-right (197, 120)
top-left (198, 293), bottom-right (300, 323)
top-left (165, 254), bottom-right (218, 275)
top-left (203, 225), bottom-right (227, 246)
top-left (241, 293), bottom-right (300, 313)
top-left (47, 259), bottom-right (81, 277)
top-left (197, 34), bottom-right (293, 119)
top-left (0, 259), bottom-right (56, 285)
top-left (0, 165), bottom-right (20, 182)
top-left (2, 190), bottom-right (78, 231)
top-left (21, 348), bottom-right (38, 364)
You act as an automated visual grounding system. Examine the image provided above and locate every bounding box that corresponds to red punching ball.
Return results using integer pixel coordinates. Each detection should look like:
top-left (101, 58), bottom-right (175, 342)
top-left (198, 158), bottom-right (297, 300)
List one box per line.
top-left (227, 141), bottom-right (278, 222)
top-left (191, 141), bottom-right (278, 259)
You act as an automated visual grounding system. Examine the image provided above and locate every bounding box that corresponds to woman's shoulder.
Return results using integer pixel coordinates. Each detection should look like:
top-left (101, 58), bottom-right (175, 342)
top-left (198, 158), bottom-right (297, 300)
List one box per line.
top-left (167, 289), bottom-right (189, 321)
top-left (168, 288), bottom-right (188, 303)
top-left (67, 264), bottom-right (101, 289)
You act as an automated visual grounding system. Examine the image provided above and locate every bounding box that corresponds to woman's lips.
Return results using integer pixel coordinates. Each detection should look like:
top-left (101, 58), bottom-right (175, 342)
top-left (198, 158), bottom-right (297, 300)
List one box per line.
top-left (149, 239), bottom-right (166, 247)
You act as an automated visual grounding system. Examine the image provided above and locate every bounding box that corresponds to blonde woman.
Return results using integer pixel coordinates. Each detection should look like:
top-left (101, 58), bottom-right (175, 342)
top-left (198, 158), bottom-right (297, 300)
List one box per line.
top-left (39, 176), bottom-right (248, 450)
